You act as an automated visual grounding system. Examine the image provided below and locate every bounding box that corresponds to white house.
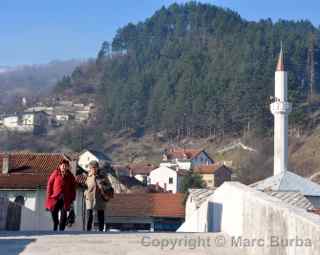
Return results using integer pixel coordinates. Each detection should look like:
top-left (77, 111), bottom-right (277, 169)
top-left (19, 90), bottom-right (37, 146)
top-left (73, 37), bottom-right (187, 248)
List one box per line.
top-left (78, 149), bottom-right (112, 171)
top-left (162, 148), bottom-right (214, 170)
top-left (75, 110), bottom-right (90, 122)
top-left (55, 114), bottom-right (71, 122)
top-left (25, 106), bottom-right (54, 115)
top-left (2, 111), bottom-right (48, 134)
top-left (0, 152), bottom-right (84, 231)
top-left (127, 163), bottom-right (155, 184)
top-left (149, 166), bottom-right (188, 193)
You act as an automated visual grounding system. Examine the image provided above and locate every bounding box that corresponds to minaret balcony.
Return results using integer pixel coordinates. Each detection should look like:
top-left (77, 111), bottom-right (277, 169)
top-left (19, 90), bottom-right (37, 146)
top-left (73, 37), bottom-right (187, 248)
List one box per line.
top-left (270, 101), bottom-right (292, 114)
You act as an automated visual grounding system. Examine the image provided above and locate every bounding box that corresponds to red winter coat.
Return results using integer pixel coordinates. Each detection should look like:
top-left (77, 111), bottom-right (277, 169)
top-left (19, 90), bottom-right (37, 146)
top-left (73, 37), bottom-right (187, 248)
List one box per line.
top-left (45, 169), bottom-right (76, 211)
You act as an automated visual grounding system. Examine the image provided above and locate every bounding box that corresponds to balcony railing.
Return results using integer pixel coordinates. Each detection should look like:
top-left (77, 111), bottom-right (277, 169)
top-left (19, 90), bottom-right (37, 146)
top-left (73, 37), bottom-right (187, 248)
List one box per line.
top-left (270, 101), bottom-right (292, 114)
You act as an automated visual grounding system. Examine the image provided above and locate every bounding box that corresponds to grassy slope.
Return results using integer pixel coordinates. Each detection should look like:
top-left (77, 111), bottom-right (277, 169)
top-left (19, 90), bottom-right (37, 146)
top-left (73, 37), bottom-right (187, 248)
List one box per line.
top-left (102, 129), bottom-right (320, 185)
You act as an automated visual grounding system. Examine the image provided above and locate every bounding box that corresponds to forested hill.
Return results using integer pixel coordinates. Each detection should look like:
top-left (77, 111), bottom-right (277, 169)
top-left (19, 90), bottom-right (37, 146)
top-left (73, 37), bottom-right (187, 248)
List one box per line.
top-left (54, 2), bottom-right (320, 137)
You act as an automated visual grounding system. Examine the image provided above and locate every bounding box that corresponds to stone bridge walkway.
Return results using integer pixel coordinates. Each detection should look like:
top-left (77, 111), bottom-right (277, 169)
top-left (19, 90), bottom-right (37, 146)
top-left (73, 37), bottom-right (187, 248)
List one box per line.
top-left (0, 232), bottom-right (246, 255)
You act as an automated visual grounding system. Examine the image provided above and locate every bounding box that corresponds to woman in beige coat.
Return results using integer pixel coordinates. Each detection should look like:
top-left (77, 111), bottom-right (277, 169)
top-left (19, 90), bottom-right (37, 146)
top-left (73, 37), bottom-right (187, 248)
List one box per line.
top-left (84, 160), bottom-right (113, 231)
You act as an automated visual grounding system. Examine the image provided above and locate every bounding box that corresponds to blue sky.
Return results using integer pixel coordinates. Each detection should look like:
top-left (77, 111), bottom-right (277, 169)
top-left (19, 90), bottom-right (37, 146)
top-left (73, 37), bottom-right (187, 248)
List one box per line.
top-left (1, 0), bottom-right (319, 66)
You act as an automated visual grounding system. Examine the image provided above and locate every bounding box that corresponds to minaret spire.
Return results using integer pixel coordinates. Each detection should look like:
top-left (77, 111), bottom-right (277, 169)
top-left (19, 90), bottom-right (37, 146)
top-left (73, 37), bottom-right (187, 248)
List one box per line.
top-left (276, 42), bottom-right (284, 71)
top-left (270, 43), bottom-right (292, 176)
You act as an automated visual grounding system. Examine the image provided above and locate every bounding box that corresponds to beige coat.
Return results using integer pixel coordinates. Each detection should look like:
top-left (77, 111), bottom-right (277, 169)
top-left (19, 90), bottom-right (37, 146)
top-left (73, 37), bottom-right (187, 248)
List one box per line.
top-left (84, 174), bottom-right (109, 210)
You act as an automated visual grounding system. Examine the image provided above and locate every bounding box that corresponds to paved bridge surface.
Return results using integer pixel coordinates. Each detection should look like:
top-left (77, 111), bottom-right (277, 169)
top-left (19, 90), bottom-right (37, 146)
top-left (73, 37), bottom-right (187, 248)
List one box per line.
top-left (0, 232), bottom-right (246, 255)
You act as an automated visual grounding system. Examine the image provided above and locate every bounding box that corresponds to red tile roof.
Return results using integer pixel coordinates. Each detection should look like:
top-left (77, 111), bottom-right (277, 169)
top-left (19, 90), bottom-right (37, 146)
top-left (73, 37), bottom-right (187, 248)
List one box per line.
top-left (0, 153), bottom-right (67, 176)
top-left (165, 148), bottom-right (203, 160)
top-left (106, 193), bottom-right (185, 218)
top-left (0, 153), bottom-right (80, 189)
top-left (127, 163), bottom-right (155, 175)
top-left (0, 174), bottom-right (49, 189)
top-left (194, 163), bottom-right (232, 175)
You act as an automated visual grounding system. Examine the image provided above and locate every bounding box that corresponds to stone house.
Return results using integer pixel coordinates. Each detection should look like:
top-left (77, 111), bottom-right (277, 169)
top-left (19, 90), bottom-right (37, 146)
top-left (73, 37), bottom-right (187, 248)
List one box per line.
top-left (193, 163), bottom-right (233, 188)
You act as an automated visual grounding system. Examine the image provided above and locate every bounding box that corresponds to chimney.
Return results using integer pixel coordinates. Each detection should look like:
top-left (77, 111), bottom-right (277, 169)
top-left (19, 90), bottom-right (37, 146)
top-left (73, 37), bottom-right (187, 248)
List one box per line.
top-left (2, 154), bottom-right (9, 174)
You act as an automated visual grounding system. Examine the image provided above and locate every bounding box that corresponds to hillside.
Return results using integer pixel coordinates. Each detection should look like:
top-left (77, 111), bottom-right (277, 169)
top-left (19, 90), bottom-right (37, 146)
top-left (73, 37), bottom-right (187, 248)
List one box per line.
top-left (54, 2), bottom-right (320, 138)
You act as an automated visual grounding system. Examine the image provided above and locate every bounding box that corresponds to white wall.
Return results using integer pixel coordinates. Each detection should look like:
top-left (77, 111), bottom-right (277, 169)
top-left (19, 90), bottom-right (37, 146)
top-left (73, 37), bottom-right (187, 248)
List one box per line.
top-left (56, 115), bottom-right (70, 121)
top-left (3, 116), bottom-right (19, 128)
top-left (20, 204), bottom-right (52, 231)
top-left (21, 114), bottom-right (35, 125)
top-left (177, 198), bottom-right (209, 232)
top-left (185, 195), bottom-right (197, 221)
top-left (160, 162), bottom-right (177, 168)
top-left (178, 182), bottom-right (320, 255)
top-left (176, 160), bottom-right (192, 170)
top-left (150, 166), bottom-right (178, 193)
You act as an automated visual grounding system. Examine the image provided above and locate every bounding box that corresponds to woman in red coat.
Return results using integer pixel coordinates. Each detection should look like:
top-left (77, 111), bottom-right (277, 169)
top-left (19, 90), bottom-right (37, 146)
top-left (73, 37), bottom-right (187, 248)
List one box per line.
top-left (45, 160), bottom-right (76, 231)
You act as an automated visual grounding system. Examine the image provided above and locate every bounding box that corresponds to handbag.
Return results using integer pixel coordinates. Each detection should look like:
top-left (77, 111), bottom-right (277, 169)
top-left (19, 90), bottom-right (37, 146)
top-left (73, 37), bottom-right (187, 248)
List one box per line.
top-left (99, 186), bottom-right (114, 202)
top-left (66, 207), bottom-right (76, 227)
top-left (96, 177), bottom-right (114, 202)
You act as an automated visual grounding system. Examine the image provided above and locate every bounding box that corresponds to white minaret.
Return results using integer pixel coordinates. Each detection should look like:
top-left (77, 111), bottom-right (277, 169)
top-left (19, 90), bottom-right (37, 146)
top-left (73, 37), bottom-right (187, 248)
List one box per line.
top-left (270, 46), bottom-right (292, 176)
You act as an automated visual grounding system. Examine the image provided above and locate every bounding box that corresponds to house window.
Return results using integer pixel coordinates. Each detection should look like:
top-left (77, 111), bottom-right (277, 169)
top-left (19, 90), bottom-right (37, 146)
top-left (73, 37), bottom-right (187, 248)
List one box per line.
top-left (169, 177), bottom-right (173, 184)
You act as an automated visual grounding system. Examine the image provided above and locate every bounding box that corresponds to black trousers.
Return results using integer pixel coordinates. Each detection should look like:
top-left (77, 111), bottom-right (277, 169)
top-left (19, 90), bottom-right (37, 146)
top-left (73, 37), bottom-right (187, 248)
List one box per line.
top-left (51, 198), bottom-right (67, 231)
top-left (87, 209), bottom-right (104, 231)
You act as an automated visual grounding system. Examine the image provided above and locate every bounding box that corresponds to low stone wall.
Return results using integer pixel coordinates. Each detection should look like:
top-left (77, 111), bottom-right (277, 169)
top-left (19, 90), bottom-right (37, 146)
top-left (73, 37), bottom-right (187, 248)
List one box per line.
top-left (178, 182), bottom-right (320, 254)
top-left (211, 182), bottom-right (320, 255)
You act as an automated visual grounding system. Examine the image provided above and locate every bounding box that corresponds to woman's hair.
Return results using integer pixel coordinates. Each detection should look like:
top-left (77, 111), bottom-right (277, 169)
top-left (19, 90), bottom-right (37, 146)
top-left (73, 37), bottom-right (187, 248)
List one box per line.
top-left (59, 159), bottom-right (70, 166)
top-left (88, 160), bottom-right (99, 169)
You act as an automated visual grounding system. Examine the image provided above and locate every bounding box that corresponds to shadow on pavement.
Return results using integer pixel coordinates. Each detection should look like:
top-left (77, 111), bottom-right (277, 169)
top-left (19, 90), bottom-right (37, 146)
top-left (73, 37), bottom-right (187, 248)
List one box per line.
top-left (0, 239), bottom-right (36, 255)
